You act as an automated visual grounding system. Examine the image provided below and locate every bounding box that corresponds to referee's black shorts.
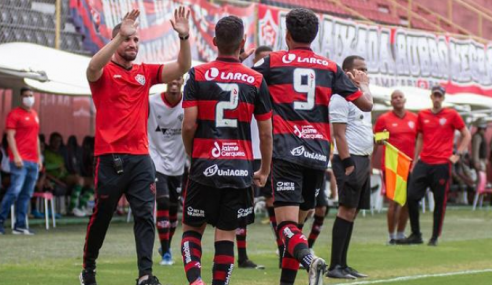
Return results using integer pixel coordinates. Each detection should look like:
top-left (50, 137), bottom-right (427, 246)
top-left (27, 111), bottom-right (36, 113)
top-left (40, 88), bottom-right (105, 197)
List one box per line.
top-left (332, 154), bottom-right (371, 210)
top-left (155, 172), bottom-right (181, 204)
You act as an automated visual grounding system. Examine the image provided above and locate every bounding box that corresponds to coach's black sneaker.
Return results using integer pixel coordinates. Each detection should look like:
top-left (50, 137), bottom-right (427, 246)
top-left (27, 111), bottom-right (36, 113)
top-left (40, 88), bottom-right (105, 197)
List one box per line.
top-left (428, 238), bottom-right (438, 246)
top-left (397, 233), bottom-right (423, 245)
top-left (79, 269), bottom-right (97, 285)
top-left (326, 265), bottom-right (356, 280)
top-left (136, 275), bottom-right (162, 285)
top-left (345, 266), bottom-right (368, 278)
top-left (238, 259), bottom-right (265, 269)
top-left (387, 238), bottom-right (397, 245)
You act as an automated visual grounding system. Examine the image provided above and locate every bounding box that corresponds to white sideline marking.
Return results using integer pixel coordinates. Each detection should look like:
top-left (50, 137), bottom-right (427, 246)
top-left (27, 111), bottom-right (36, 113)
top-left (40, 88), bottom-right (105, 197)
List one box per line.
top-left (333, 269), bottom-right (492, 285)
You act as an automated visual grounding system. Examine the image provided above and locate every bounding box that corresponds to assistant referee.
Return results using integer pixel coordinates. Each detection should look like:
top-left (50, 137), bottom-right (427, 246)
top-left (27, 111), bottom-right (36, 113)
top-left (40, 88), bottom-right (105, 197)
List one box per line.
top-left (80, 8), bottom-right (191, 285)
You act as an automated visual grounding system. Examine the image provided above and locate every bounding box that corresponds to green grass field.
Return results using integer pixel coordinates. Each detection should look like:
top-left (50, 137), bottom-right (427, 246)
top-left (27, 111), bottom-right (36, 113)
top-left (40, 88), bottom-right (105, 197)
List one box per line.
top-left (1, 208), bottom-right (491, 285)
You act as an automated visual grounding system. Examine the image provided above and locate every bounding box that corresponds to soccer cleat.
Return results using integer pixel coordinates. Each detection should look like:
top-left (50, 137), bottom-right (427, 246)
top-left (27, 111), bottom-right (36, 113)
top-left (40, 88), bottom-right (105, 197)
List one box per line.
top-left (387, 239), bottom-right (397, 245)
top-left (397, 233), bottom-right (423, 245)
top-left (428, 238), bottom-right (438, 246)
top-left (136, 275), bottom-right (162, 285)
top-left (12, 227), bottom-right (34, 235)
top-left (238, 259), bottom-right (265, 269)
top-left (308, 256), bottom-right (327, 285)
top-left (326, 265), bottom-right (356, 279)
top-left (190, 278), bottom-right (206, 285)
top-left (79, 269), bottom-right (97, 285)
top-left (345, 266), bottom-right (368, 278)
top-left (159, 252), bottom-right (174, 266)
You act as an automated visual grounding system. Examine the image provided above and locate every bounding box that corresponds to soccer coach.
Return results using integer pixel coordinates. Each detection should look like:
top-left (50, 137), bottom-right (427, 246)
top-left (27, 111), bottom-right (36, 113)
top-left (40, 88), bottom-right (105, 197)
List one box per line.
top-left (80, 8), bottom-right (191, 285)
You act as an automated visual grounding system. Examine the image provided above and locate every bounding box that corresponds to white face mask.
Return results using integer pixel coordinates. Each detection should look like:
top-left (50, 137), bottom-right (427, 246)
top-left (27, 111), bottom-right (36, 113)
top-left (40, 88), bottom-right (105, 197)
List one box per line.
top-left (23, 97), bottom-right (35, 108)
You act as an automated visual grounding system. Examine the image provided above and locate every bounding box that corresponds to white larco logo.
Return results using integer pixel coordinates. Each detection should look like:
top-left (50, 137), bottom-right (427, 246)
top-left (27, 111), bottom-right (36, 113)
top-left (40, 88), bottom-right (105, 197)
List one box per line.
top-left (205, 68), bottom-right (255, 83)
top-left (290, 146), bottom-right (327, 162)
top-left (203, 164), bottom-right (249, 177)
top-left (211, 142), bottom-right (246, 158)
top-left (237, 207), bottom-right (253, 218)
top-left (276, 181), bottom-right (295, 191)
top-left (135, 74), bottom-right (146, 85)
top-left (293, 125), bottom-right (324, 139)
top-left (187, 206), bottom-right (205, 217)
top-left (282, 54), bottom-right (329, 66)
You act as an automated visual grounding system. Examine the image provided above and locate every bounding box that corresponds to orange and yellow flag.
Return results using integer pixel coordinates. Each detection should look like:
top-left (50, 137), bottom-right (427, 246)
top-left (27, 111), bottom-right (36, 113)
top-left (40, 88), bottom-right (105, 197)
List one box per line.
top-left (384, 142), bottom-right (412, 206)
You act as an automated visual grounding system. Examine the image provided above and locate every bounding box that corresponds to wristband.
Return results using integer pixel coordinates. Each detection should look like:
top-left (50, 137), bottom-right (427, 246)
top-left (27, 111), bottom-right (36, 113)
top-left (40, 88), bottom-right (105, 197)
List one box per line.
top-left (179, 34), bottom-right (189, 41)
top-left (342, 157), bottom-right (355, 170)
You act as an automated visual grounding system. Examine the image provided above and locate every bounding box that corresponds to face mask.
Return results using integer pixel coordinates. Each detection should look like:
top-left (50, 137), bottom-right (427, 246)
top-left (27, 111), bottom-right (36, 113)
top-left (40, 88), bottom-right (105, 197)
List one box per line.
top-left (23, 97), bottom-right (35, 108)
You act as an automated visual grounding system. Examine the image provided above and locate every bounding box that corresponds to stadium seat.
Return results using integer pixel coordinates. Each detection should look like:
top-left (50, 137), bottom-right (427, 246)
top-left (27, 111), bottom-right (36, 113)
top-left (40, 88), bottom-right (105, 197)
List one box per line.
top-left (0, 9), bottom-right (13, 23)
top-left (32, 192), bottom-right (56, 230)
top-left (472, 172), bottom-right (492, 211)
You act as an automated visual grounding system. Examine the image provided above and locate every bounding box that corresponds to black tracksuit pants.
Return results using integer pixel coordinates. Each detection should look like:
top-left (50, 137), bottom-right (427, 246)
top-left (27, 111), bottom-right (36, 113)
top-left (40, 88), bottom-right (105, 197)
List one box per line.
top-left (408, 160), bottom-right (451, 240)
top-left (83, 154), bottom-right (156, 277)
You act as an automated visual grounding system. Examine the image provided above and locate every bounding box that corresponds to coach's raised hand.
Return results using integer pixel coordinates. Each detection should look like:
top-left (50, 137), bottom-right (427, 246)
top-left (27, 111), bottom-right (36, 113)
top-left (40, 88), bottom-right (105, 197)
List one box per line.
top-left (170, 6), bottom-right (190, 38)
top-left (119, 9), bottom-right (140, 37)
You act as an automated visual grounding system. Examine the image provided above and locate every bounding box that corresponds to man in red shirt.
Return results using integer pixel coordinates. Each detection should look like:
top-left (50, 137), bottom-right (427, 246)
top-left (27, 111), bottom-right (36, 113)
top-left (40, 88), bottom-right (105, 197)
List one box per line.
top-left (80, 8), bottom-right (191, 285)
top-left (402, 86), bottom-right (470, 246)
top-left (373, 90), bottom-right (417, 245)
top-left (0, 87), bottom-right (41, 236)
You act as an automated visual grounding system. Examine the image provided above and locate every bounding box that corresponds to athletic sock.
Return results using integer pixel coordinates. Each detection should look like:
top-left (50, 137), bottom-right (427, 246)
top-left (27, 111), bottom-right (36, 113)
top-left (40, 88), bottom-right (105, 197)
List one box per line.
top-left (156, 197), bottom-right (170, 254)
top-left (169, 204), bottom-right (178, 248)
top-left (278, 221), bottom-right (312, 271)
top-left (389, 232), bottom-right (396, 240)
top-left (181, 231), bottom-right (203, 283)
top-left (280, 249), bottom-right (299, 285)
top-left (212, 241), bottom-right (234, 285)
top-left (235, 227), bottom-right (248, 263)
top-left (341, 220), bottom-right (354, 268)
top-left (308, 214), bottom-right (325, 248)
top-left (267, 207), bottom-right (284, 259)
top-left (330, 216), bottom-right (352, 269)
top-left (396, 231), bottom-right (405, 240)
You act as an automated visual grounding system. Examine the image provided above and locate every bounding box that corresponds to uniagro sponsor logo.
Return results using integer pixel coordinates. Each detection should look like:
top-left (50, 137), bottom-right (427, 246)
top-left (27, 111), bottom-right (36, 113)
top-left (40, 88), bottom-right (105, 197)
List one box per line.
top-left (290, 146), bottom-right (327, 162)
top-left (203, 164), bottom-right (249, 177)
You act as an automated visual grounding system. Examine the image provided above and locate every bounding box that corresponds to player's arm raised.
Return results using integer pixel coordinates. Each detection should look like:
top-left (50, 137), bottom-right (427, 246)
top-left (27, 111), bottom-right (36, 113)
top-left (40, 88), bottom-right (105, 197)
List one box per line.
top-left (87, 9), bottom-right (140, 82)
top-left (348, 70), bottom-right (373, 112)
top-left (161, 7), bottom-right (192, 83)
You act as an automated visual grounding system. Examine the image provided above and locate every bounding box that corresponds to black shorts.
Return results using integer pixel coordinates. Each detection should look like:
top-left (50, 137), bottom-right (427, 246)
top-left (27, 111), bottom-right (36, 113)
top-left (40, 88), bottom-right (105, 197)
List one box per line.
top-left (271, 159), bottom-right (325, 211)
top-left (316, 176), bottom-right (329, 207)
top-left (155, 172), bottom-right (181, 204)
top-left (332, 155), bottom-right (371, 210)
top-left (182, 179), bottom-right (254, 231)
top-left (253, 159), bottom-right (273, 198)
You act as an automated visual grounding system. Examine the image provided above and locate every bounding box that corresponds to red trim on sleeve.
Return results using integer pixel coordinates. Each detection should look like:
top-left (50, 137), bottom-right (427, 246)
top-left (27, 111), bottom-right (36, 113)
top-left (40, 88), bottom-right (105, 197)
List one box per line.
top-left (255, 111), bottom-right (272, 121)
top-left (345, 90), bottom-right (363, 102)
top-left (183, 101), bottom-right (198, 108)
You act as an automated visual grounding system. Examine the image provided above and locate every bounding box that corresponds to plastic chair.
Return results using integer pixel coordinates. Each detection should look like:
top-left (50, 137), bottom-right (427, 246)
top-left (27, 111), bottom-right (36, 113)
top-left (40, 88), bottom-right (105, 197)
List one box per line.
top-left (473, 171), bottom-right (492, 211)
top-left (32, 192), bottom-right (56, 229)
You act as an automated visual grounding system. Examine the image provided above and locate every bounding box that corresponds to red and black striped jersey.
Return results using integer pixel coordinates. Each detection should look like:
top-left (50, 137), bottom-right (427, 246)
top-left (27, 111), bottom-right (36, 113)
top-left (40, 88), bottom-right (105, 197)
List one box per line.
top-left (253, 48), bottom-right (362, 170)
top-left (183, 57), bottom-right (272, 189)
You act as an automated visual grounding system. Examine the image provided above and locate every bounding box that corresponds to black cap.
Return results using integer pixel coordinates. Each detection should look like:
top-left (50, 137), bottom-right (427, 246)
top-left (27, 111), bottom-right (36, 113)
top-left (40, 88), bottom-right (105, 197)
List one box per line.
top-left (431, 85), bottom-right (446, 96)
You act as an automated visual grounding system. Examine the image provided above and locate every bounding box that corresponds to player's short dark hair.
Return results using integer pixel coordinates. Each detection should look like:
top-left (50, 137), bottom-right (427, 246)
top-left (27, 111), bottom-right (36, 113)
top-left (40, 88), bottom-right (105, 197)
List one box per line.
top-left (342, 55), bottom-right (365, 71)
top-left (20, 87), bottom-right (32, 96)
top-left (286, 8), bottom-right (319, 44)
top-left (215, 16), bottom-right (244, 55)
top-left (255, 46), bottom-right (273, 56)
top-left (112, 23), bottom-right (121, 38)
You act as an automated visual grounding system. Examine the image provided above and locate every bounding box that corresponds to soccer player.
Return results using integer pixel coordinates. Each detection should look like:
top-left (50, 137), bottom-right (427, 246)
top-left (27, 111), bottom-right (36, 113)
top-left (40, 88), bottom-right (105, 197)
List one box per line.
top-left (373, 90), bottom-right (417, 245)
top-left (80, 8), bottom-right (191, 285)
top-left (402, 86), bottom-right (471, 246)
top-left (328, 55), bottom-right (373, 280)
top-left (148, 77), bottom-right (186, 266)
top-left (0, 87), bottom-right (42, 235)
top-left (181, 16), bottom-right (273, 285)
top-left (253, 9), bottom-right (373, 285)
top-left (236, 45), bottom-right (273, 270)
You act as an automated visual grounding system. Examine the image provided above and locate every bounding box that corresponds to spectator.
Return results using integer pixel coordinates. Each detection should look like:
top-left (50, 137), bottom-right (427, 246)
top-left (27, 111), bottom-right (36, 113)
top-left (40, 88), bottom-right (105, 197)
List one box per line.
top-left (44, 132), bottom-right (85, 217)
top-left (472, 122), bottom-right (488, 173)
top-left (0, 87), bottom-right (42, 235)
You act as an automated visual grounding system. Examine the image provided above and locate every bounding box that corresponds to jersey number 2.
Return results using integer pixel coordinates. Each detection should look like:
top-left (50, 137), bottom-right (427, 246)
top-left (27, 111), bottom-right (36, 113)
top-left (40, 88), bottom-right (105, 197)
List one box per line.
top-left (216, 83), bottom-right (239, 128)
top-left (293, 68), bottom-right (316, 110)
